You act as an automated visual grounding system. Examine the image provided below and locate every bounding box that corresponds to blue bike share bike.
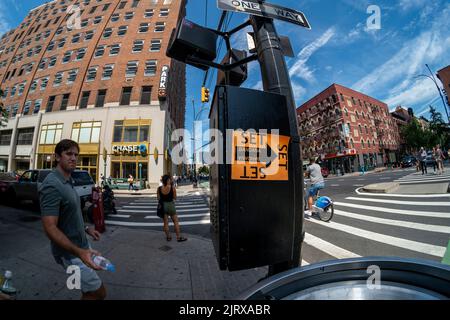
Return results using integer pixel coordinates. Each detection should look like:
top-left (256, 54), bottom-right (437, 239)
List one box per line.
top-left (304, 182), bottom-right (334, 222)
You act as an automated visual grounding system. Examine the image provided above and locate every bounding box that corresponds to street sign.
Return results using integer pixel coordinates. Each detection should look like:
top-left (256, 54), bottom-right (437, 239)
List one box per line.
top-left (231, 131), bottom-right (290, 181)
top-left (217, 0), bottom-right (311, 29)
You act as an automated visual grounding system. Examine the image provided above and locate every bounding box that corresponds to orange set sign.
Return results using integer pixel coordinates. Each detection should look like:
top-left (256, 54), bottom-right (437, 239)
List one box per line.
top-left (231, 131), bottom-right (290, 181)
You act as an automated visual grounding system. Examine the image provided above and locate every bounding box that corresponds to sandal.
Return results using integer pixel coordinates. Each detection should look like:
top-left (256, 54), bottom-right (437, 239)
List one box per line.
top-left (177, 237), bottom-right (187, 242)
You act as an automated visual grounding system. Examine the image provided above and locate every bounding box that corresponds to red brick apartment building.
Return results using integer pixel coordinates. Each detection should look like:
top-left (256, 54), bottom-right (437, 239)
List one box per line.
top-left (437, 65), bottom-right (450, 108)
top-left (297, 84), bottom-right (400, 174)
top-left (0, 0), bottom-right (186, 185)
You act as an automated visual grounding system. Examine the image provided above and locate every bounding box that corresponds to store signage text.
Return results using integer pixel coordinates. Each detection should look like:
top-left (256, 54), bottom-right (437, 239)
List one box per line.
top-left (112, 144), bottom-right (148, 155)
top-left (158, 65), bottom-right (170, 100)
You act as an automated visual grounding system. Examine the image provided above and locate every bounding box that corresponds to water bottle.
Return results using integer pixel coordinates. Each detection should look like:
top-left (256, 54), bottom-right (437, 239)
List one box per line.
top-left (1, 271), bottom-right (17, 299)
top-left (92, 255), bottom-right (115, 272)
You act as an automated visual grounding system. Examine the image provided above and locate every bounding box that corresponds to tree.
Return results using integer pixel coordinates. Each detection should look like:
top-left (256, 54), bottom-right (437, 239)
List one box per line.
top-left (401, 118), bottom-right (433, 152)
top-left (198, 165), bottom-right (210, 175)
top-left (428, 105), bottom-right (449, 148)
top-left (0, 88), bottom-right (9, 127)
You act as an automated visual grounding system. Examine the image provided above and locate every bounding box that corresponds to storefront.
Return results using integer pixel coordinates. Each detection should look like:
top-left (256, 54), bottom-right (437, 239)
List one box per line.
top-left (0, 158), bottom-right (8, 172)
top-left (110, 119), bottom-right (151, 182)
top-left (322, 149), bottom-right (357, 174)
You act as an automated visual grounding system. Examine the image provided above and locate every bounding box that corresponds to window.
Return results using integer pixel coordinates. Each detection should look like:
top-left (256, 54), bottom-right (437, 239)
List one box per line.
top-left (54, 72), bottom-right (63, 86)
top-left (40, 77), bottom-right (49, 90)
top-left (38, 59), bottom-right (47, 70)
top-left (358, 125), bottom-right (362, 134)
top-left (34, 45), bottom-right (42, 55)
top-left (163, 0), bottom-right (172, 4)
top-left (85, 30), bottom-right (94, 40)
top-left (48, 56), bottom-right (57, 68)
top-left (124, 12), bottom-right (134, 20)
top-left (60, 93), bottom-right (70, 110)
top-left (123, 126), bottom-right (138, 142)
top-left (102, 64), bottom-right (114, 79)
top-left (138, 23), bottom-right (149, 33)
top-left (35, 33), bottom-right (42, 42)
top-left (72, 33), bottom-right (81, 43)
top-left (150, 39), bottom-right (161, 52)
top-left (89, 6), bottom-right (97, 14)
top-left (95, 89), bottom-right (107, 107)
top-left (103, 3), bottom-right (111, 11)
top-left (155, 22), bottom-right (165, 32)
top-left (144, 60), bottom-right (157, 76)
top-left (25, 63), bottom-right (34, 74)
top-left (93, 16), bottom-right (102, 24)
top-left (67, 69), bottom-right (78, 83)
top-left (120, 87), bottom-right (132, 105)
top-left (0, 130), bottom-right (13, 146)
top-left (71, 122), bottom-right (102, 143)
top-left (361, 140), bottom-right (365, 148)
top-left (58, 38), bottom-right (66, 48)
top-left (80, 91), bottom-right (90, 109)
top-left (30, 80), bottom-right (38, 92)
top-left (27, 49), bottom-right (33, 57)
top-left (159, 8), bottom-right (169, 17)
top-left (132, 0), bottom-right (140, 8)
top-left (118, 25), bottom-right (128, 36)
top-left (39, 124), bottom-right (63, 144)
top-left (111, 13), bottom-right (120, 22)
top-left (126, 61), bottom-right (138, 77)
top-left (144, 9), bottom-right (154, 18)
top-left (118, 1), bottom-right (126, 9)
top-left (62, 50), bottom-right (72, 63)
top-left (33, 99), bottom-right (42, 114)
top-left (86, 66), bottom-right (97, 81)
top-left (56, 27), bottom-right (63, 35)
top-left (103, 28), bottom-right (113, 38)
top-left (47, 41), bottom-right (55, 51)
top-left (109, 44), bottom-right (120, 56)
top-left (17, 128), bottom-right (34, 145)
top-left (94, 45), bottom-right (105, 57)
top-left (132, 40), bottom-right (144, 52)
top-left (81, 19), bottom-right (89, 28)
top-left (140, 86), bottom-right (152, 105)
top-left (18, 83), bottom-right (26, 96)
top-left (76, 48), bottom-right (87, 60)
top-left (46, 95), bottom-right (55, 112)
top-left (22, 101), bottom-right (32, 116)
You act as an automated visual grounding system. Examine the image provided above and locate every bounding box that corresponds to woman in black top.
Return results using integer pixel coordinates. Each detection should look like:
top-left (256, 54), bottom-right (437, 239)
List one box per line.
top-left (157, 174), bottom-right (187, 242)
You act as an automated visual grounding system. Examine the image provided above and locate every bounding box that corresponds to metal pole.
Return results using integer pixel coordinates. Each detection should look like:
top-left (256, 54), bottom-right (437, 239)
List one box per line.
top-left (192, 100), bottom-right (196, 183)
top-left (250, 13), bottom-right (304, 275)
top-left (425, 64), bottom-right (450, 124)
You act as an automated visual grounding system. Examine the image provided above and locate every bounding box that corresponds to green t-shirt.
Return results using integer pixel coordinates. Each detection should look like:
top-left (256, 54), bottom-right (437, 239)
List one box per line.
top-left (39, 169), bottom-right (89, 259)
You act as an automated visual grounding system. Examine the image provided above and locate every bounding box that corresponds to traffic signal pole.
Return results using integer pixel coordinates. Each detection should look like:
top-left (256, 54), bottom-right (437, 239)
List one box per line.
top-left (250, 14), bottom-right (304, 276)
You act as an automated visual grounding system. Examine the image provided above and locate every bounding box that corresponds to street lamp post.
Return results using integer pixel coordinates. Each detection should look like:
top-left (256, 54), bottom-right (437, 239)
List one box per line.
top-left (415, 64), bottom-right (450, 124)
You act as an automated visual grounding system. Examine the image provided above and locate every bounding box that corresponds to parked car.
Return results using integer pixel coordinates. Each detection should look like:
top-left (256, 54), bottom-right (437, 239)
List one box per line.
top-left (400, 156), bottom-right (417, 168)
top-left (425, 153), bottom-right (437, 168)
top-left (2, 169), bottom-right (94, 209)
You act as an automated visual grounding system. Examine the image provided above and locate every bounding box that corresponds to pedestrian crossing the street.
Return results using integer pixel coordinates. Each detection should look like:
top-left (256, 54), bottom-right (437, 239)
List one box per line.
top-left (105, 195), bottom-right (210, 227)
top-left (302, 192), bottom-right (450, 265)
top-left (394, 171), bottom-right (450, 185)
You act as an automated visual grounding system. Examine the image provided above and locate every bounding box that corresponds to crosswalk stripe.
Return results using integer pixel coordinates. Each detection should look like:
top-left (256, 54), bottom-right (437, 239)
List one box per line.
top-left (398, 179), bottom-right (450, 184)
top-left (105, 218), bottom-right (211, 227)
top-left (333, 209), bottom-right (450, 234)
top-left (118, 208), bottom-right (209, 213)
top-left (396, 176), bottom-right (450, 182)
top-left (306, 219), bottom-right (447, 257)
top-left (304, 233), bottom-right (360, 259)
top-left (346, 197), bottom-right (450, 206)
top-left (397, 174), bottom-right (450, 181)
top-left (110, 214), bottom-right (131, 218)
top-left (144, 213), bottom-right (210, 219)
top-left (355, 188), bottom-right (450, 198)
top-left (334, 202), bottom-right (450, 218)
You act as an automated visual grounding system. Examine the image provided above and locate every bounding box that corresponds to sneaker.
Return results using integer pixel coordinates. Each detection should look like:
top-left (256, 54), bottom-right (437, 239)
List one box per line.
top-left (304, 210), bottom-right (312, 215)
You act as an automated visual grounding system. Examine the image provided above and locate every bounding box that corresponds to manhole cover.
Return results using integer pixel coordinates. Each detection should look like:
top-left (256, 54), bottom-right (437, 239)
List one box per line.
top-left (19, 216), bottom-right (41, 222)
top-left (159, 245), bottom-right (172, 252)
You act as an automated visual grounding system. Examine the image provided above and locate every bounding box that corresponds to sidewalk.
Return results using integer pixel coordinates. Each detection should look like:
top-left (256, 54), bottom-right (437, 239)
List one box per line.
top-left (0, 205), bottom-right (266, 300)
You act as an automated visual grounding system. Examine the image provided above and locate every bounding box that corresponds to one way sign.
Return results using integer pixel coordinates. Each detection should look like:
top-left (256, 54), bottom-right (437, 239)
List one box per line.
top-left (217, 0), bottom-right (311, 29)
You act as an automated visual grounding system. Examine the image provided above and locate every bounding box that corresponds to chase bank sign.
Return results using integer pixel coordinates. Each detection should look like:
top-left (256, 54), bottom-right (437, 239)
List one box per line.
top-left (112, 144), bottom-right (148, 156)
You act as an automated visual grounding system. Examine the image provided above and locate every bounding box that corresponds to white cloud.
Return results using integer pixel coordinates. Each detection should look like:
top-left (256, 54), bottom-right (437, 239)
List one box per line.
top-left (353, 3), bottom-right (450, 110)
top-left (399, 0), bottom-right (428, 11)
top-left (289, 27), bottom-right (336, 82)
top-left (291, 81), bottom-right (307, 104)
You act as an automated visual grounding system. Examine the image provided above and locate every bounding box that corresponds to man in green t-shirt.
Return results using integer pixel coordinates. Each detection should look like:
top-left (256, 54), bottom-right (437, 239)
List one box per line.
top-left (39, 139), bottom-right (106, 300)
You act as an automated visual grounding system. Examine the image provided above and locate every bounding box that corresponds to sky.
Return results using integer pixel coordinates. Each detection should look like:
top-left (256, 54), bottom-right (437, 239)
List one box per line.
top-left (1, 0), bottom-right (449, 136)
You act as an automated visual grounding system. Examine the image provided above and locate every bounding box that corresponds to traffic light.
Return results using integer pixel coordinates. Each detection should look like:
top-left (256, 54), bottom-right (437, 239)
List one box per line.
top-left (201, 87), bottom-right (210, 103)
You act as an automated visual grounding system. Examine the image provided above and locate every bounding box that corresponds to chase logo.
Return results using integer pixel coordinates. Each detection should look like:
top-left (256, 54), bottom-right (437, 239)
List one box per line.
top-left (139, 144), bottom-right (148, 155)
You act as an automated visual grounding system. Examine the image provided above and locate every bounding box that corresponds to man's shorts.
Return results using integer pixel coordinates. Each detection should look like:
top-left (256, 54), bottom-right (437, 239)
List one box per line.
top-left (308, 182), bottom-right (325, 197)
top-left (55, 255), bottom-right (102, 293)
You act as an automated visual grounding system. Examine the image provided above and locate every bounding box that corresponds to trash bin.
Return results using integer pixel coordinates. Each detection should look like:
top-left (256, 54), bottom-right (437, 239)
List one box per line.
top-left (237, 257), bottom-right (450, 300)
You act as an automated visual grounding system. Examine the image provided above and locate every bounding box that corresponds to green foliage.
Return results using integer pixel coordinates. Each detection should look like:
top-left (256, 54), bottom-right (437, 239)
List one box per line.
top-left (0, 88), bottom-right (9, 127)
top-left (198, 166), bottom-right (210, 175)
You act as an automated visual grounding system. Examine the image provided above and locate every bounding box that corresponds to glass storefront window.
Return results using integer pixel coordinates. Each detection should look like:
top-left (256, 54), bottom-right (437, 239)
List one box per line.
top-left (140, 126), bottom-right (149, 142)
top-left (40, 124), bottom-right (63, 145)
top-left (123, 126), bottom-right (138, 142)
top-left (71, 122), bottom-right (101, 144)
top-left (45, 130), bottom-right (55, 144)
top-left (122, 162), bottom-right (137, 179)
top-left (91, 127), bottom-right (101, 143)
top-left (79, 127), bottom-right (91, 143)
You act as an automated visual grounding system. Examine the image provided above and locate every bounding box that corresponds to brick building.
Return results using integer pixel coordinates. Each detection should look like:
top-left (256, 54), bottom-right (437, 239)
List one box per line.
top-left (437, 65), bottom-right (450, 110)
top-left (0, 0), bottom-right (186, 185)
top-left (297, 83), bottom-right (400, 174)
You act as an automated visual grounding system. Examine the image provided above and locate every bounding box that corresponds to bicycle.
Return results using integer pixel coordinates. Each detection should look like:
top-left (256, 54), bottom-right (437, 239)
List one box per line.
top-left (304, 182), bottom-right (334, 222)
